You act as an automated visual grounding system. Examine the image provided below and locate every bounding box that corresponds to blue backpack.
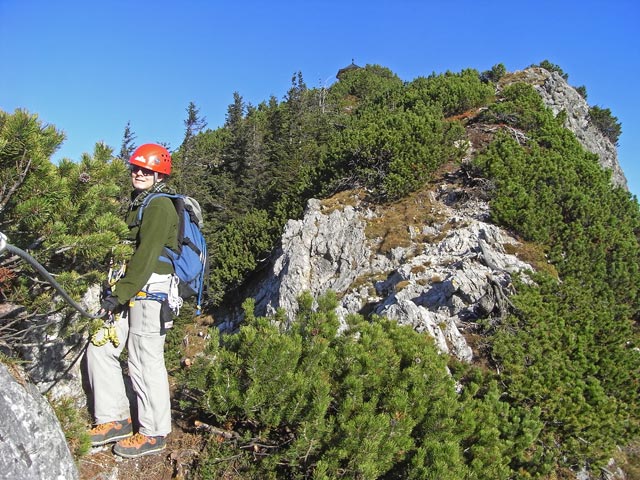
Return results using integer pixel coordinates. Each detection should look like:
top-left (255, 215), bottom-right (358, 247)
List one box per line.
top-left (137, 193), bottom-right (208, 315)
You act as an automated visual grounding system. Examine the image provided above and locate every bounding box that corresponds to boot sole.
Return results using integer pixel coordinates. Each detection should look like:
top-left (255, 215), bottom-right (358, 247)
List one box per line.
top-left (113, 443), bottom-right (166, 458)
top-left (91, 431), bottom-right (133, 447)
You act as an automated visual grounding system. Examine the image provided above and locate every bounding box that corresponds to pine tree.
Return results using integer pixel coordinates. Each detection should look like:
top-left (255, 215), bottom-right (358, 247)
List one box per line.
top-left (223, 91), bottom-right (249, 177)
top-left (0, 108), bottom-right (65, 230)
top-left (0, 109), bottom-right (129, 316)
top-left (171, 101), bottom-right (210, 198)
top-left (181, 101), bottom-right (207, 160)
top-left (117, 121), bottom-right (136, 162)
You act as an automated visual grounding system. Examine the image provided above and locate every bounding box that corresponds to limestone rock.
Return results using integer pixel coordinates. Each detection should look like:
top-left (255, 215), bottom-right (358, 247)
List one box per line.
top-left (0, 362), bottom-right (79, 480)
top-left (17, 284), bottom-right (100, 405)
top-left (257, 199), bottom-right (372, 321)
top-left (220, 185), bottom-right (534, 363)
top-left (503, 67), bottom-right (627, 189)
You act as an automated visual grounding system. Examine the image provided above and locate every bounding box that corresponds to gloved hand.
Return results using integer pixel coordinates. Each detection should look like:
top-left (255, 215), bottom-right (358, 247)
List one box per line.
top-left (100, 295), bottom-right (121, 314)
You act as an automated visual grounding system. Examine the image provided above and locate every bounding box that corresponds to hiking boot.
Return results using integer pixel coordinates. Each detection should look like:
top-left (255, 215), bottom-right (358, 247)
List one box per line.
top-left (89, 418), bottom-right (133, 446)
top-left (113, 432), bottom-right (166, 458)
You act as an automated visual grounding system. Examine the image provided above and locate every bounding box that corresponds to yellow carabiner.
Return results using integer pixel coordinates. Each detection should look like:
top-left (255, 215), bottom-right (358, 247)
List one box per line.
top-left (90, 319), bottom-right (120, 348)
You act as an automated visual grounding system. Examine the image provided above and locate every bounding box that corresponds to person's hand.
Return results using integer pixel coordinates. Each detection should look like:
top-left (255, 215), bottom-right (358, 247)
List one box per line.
top-left (100, 295), bottom-right (120, 314)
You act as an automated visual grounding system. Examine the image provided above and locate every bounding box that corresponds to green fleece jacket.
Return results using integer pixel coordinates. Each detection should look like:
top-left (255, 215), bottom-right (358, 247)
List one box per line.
top-left (113, 191), bottom-right (179, 304)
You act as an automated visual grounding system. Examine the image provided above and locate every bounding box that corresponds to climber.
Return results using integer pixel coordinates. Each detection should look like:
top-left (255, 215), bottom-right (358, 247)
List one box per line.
top-left (85, 143), bottom-right (179, 458)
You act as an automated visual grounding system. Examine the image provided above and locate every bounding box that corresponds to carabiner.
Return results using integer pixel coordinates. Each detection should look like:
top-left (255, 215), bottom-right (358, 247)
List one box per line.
top-left (0, 232), bottom-right (7, 254)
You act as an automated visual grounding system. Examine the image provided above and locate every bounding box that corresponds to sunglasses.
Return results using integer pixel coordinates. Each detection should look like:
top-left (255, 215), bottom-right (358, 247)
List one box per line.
top-left (130, 165), bottom-right (155, 176)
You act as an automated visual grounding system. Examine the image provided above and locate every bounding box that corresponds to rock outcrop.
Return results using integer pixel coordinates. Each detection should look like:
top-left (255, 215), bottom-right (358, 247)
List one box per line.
top-left (502, 67), bottom-right (628, 189)
top-left (0, 362), bottom-right (79, 480)
top-left (219, 178), bottom-right (535, 363)
top-left (15, 284), bottom-right (100, 405)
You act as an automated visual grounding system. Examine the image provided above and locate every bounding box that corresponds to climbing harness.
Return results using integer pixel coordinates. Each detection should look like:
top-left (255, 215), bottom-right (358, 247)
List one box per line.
top-left (132, 274), bottom-right (181, 335)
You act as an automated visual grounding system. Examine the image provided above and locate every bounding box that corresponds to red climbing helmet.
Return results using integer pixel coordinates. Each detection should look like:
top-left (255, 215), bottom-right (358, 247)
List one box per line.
top-left (129, 143), bottom-right (172, 175)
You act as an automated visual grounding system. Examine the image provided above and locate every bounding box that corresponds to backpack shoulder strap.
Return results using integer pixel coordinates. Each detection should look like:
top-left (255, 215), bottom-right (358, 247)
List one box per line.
top-left (136, 192), bottom-right (180, 223)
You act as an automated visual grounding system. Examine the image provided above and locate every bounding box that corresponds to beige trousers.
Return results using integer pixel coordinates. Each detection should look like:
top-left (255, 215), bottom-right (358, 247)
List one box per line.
top-left (86, 273), bottom-right (172, 437)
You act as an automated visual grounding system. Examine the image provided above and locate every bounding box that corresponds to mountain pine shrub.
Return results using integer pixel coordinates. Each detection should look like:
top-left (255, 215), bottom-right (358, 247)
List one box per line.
top-left (323, 102), bottom-right (464, 201)
top-left (588, 105), bottom-right (622, 145)
top-left (473, 80), bottom-right (640, 471)
top-left (180, 292), bottom-right (546, 479)
top-left (404, 68), bottom-right (495, 117)
top-left (0, 110), bottom-right (130, 319)
top-left (491, 275), bottom-right (640, 468)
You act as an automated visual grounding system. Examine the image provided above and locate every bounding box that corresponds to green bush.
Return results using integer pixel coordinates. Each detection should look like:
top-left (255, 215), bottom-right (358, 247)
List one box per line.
top-left (181, 292), bottom-right (543, 479)
top-left (477, 82), bottom-right (550, 131)
top-left (329, 64), bottom-right (404, 106)
top-left (0, 110), bottom-right (130, 319)
top-left (182, 292), bottom-right (455, 478)
top-left (405, 68), bottom-right (495, 117)
top-left (532, 59), bottom-right (569, 80)
top-left (50, 396), bottom-right (92, 459)
top-left (575, 85), bottom-right (587, 100)
top-left (480, 63), bottom-right (507, 84)
top-left (473, 79), bottom-right (640, 470)
top-left (207, 208), bottom-right (279, 305)
top-left (323, 103), bottom-right (463, 200)
top-left (491, 275), bottom-right (640, 468)
top-left (589, 105), bottom-right (622, 145)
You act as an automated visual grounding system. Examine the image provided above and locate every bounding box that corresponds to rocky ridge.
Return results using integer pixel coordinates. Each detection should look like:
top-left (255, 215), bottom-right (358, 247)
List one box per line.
top-left (219, 167), bottom-right (535, 364)
top-left (500, 67), bottom-right (627, 189)
top-left (0, 66), bottom-right (630, 479)
top-left (217, 66), bottom-right (629, 362)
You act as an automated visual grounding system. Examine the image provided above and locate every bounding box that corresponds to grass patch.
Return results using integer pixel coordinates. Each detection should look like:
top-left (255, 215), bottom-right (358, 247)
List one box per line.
top-left (366, 186), bottom-right (447, 254)
top-left (348, 272), bottom-right (387, 295)
top-left (50, 396), bottom-right (92, 459)
top-left (320, 189), bottom-right (364, 214)
top-left (502, 240), bottom-right (558, 278)
top-left (411, 264), bottom-right (427, 274)
top-left (613, 441), bottom-right (640, 480)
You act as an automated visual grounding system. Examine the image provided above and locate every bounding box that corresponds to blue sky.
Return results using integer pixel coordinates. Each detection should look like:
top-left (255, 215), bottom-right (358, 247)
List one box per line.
top-left (1, 0), bottom-right (638, 197)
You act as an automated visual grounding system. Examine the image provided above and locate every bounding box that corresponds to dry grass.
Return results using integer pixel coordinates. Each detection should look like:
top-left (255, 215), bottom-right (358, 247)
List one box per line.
top-left (365, 186), bottom-right (448, 254)
top-left (320, 189), bottom-right (365, 214)
top-left (613, 441), bottom-right (640, 480)
top-left (502, 241), bottom-right (558, 278)
top-left (499, 69), bottom-right (546, 88)
top-left (410, 264), bottom-right (427, 274)
top-left (347, 272), bottom-right (387, 296)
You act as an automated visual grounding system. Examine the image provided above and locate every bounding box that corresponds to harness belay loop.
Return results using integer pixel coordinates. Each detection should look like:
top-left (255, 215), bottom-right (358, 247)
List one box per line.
top-left (133, 274), bottom-right (182, 314)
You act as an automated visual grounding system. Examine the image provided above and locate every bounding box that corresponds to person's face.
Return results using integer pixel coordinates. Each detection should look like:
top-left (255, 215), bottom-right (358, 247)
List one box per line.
top-left (130, 165), bottom-right (159, 190)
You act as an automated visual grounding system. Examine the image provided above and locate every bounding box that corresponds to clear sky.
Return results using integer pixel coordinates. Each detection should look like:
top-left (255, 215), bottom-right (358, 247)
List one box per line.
top-left (1, 0), bottom-right (638, 197)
